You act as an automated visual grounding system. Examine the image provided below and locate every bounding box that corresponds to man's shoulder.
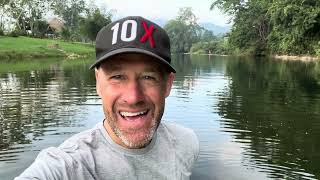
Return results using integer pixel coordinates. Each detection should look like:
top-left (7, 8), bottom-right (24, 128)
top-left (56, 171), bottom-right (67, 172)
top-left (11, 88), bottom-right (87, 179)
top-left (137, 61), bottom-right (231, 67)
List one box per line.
top-left (59, 123), bottom-right (104, 151)
top-left (32, 123), bottom-right (105, 167)
top-left (160, 121), bottom-right (199, 150)
top-left (161, 121), bottom-right (198, 141)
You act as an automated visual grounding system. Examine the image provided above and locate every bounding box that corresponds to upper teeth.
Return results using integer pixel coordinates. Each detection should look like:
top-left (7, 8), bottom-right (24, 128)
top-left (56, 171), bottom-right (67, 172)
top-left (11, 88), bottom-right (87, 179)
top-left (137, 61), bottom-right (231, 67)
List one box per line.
top-left (120, 111), bottom-right (147, 117)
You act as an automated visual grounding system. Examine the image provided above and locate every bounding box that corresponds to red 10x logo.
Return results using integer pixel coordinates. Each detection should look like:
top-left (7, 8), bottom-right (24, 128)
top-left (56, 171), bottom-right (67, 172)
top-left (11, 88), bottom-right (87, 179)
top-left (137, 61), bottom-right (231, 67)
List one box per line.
top-left (111, 20), bottom-right (156, 48)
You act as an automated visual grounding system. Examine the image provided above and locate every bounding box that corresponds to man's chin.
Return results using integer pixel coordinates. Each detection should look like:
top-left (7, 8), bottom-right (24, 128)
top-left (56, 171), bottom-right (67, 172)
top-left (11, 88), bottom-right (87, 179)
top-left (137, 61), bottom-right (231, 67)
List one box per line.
top-left (118, 129), bottom-right (155, 149)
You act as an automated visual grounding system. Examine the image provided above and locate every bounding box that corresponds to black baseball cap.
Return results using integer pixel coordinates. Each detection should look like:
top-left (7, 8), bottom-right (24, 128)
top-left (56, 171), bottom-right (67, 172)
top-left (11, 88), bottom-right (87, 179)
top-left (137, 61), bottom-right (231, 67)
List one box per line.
top-left (90, 16), bottom-right (176, 73)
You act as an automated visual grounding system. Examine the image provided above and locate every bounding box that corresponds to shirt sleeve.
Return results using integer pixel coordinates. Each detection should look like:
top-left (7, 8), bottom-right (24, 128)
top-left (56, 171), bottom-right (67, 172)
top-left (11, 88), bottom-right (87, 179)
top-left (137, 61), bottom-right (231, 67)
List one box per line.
top-left (14, 147), bottom-right (74, 180)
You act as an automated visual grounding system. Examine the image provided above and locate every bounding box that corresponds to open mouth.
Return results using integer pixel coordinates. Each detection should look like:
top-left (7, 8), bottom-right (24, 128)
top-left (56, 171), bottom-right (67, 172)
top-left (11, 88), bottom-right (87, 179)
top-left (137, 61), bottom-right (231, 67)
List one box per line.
top-left (119, 110), bottom-right (149, 121)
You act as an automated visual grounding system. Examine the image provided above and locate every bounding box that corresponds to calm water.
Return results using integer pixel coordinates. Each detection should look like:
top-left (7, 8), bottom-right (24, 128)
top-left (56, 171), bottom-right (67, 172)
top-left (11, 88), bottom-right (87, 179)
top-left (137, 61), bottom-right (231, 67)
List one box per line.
top-left (0, 55), bottom-right (320, 180)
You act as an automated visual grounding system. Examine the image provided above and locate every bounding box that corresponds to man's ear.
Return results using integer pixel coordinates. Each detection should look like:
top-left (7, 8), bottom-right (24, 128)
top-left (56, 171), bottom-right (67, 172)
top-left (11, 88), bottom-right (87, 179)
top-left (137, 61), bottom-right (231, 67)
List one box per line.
top-left (165, 73), bottom-right (175, 97)
top-left (95, 68), bottom-right (101, 97)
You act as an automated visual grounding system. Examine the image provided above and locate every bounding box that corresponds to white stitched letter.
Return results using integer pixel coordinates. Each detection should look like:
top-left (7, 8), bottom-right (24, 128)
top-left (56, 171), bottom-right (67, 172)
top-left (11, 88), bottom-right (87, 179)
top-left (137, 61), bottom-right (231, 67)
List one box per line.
top-left (111, 22), bottom-right (120, 45)
top-left (121, 20), bottom-right (137, 42)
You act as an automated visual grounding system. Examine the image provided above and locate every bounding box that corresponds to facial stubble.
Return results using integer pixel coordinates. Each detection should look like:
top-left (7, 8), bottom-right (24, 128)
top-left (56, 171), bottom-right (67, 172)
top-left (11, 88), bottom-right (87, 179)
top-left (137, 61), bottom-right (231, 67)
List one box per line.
top-left (104, 104), bottom-right (164, 149)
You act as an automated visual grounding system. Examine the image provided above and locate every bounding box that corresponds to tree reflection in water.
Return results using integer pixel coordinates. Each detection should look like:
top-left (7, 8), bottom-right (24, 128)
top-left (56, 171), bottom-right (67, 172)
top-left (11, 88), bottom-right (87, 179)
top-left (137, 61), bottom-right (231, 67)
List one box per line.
top-left (1, 56), bottom-right (320, 179)
top-left (216, 58), bottom-right (320, 179)
top-left (0, 59), bottom-right (96, 162)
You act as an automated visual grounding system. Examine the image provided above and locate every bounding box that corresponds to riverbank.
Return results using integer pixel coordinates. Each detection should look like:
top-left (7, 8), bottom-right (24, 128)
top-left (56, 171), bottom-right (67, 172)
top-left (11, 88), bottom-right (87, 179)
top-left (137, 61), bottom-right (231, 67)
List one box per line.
top-left (273, 55), bottom-right (320, 61)
top-left (187, 52), bottom-right (320, 61)
top-left (0, 36), bottom-right (95, 60)
top-left (2, 36), bottom-right (319, 62)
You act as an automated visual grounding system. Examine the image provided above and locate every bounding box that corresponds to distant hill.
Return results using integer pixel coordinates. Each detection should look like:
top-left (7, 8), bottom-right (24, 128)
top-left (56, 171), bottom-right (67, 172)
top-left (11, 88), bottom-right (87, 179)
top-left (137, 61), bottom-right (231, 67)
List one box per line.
top-left (147, 18), bottom-right (231, 35)
top-left (200, 22), bottom-right (231, 35)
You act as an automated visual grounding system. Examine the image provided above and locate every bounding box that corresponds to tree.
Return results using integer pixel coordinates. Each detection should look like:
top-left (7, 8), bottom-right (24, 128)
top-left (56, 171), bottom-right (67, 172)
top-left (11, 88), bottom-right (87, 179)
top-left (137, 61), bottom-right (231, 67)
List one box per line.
top-left (0, 0), bottom-right (10, 31)
top-left (211, 0), bottom-right (320, 56)
top-left (1, 0), bottom-right (51, 36)
top-left (5, 0), bottom-right (28, 32)
top-left (1, 0), bottom-right (114, 41)
top-left (61, 27), bottom-right (71, 41)
top-left (80, 8), bottom-right (111, 42)
top-left (26, 0), bottom-right (51, 37)
top-left (211, 0), bottom-right (270, 55)
top-left (267, 0), bottom-right (320, 55)
top-left (164, 7), bottom-right (202, 53)
top-left (201, 29), bottom-right (217, 42)
top-left (164, 20), bottom-right (188, 53)
top-left (51, 0), bottom-right (86, 38)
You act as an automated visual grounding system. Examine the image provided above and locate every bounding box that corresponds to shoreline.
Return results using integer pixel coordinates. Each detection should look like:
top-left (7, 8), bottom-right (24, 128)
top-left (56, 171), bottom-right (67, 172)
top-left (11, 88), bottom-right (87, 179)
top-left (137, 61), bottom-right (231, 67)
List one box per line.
top-left (185, 52), bottom-right (320, 61)
top-left (0, 51), bottom-right (92, 60)
top-left (1, 36), bottom-right (319, 62)
top-left (272, 55), bottom-right (319, 61)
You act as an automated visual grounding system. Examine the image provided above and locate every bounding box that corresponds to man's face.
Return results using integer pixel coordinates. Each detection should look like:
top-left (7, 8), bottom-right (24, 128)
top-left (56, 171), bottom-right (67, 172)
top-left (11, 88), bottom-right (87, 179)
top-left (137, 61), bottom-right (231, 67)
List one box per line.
top-left (95, 53), bottom-right (174, 149)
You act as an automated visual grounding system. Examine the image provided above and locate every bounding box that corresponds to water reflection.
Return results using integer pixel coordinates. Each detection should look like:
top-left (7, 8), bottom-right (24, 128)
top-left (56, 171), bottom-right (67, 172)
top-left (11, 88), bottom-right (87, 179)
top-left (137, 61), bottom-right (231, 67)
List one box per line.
top-left (0, 59), bottom-right (97, 160)
top-left (215, 58), bottom-right (320, 179)
top-left (0, 56), bottom-right (320, 180)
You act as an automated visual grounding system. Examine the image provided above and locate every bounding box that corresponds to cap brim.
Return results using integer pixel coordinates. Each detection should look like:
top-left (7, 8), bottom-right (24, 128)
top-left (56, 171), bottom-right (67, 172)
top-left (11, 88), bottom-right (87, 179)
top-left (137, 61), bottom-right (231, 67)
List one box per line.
top-left (90, 48), bottom-right (176, 73)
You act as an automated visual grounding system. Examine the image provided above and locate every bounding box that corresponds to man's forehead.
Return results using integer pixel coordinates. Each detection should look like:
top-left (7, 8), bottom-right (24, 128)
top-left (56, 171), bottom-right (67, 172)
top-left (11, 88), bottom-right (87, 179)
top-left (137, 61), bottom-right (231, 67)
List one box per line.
top-left (100, 53), bottom-right (164, 72)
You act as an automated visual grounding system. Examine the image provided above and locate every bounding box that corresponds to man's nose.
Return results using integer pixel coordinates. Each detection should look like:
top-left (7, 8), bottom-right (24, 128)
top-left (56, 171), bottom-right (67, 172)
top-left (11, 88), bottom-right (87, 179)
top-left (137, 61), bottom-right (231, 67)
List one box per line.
top-left (122, 80), bottom-right (144, 105)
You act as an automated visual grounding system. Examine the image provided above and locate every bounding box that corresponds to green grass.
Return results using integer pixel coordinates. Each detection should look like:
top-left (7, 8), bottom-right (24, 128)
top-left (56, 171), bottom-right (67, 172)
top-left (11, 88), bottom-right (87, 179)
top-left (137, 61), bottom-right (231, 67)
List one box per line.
top-left (0, 36), bottom-right (95, 59)
top-left (0, 57), bottom-right (94, 72)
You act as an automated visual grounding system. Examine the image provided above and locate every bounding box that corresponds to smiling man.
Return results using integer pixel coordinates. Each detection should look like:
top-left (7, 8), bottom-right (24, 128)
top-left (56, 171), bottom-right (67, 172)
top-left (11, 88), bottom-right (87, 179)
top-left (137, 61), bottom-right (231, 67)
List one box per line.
top-left (96, 54), bottom-right (174, 149)
top-left (15, 16), bottom-right (199, 180)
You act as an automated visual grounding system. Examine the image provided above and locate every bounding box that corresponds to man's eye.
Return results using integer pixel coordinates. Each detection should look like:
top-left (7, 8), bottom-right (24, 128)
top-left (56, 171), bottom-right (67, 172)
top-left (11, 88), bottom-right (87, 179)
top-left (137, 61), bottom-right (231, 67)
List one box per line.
top-left (110, 75), bottom-right (124, 80)
top-left (142, 75), bottom-right (156, 80)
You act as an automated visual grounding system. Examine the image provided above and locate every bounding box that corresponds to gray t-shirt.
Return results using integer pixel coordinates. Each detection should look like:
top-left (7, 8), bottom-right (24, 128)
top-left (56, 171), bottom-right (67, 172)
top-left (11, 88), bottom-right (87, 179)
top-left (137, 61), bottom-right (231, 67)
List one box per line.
top-left (15, 121), bottom-right (199, 180)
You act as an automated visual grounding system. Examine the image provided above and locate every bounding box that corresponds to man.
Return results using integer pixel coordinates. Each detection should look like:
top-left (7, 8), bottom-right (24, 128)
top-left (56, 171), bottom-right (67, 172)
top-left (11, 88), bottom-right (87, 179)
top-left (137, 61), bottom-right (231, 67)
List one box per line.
top-left (15, 16), bottom-right (199, 180)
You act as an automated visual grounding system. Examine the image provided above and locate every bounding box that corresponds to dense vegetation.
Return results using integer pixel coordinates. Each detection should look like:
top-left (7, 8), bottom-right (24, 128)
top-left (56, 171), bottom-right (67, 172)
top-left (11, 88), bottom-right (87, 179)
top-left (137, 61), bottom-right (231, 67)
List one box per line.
top-left (164, 8), bottom-right (229, 55)
top-left (211, 0), bottom-right (320, 57)
top-left (1, 0), bottom-right (319, 57)
top-left (0, 0), bottom-right (111, 42)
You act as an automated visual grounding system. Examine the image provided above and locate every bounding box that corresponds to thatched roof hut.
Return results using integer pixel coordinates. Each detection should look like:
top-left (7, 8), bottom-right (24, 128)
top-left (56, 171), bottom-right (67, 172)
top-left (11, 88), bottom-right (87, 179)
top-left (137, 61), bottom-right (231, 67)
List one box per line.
top-left (48, 17), bottom-right (65, 32)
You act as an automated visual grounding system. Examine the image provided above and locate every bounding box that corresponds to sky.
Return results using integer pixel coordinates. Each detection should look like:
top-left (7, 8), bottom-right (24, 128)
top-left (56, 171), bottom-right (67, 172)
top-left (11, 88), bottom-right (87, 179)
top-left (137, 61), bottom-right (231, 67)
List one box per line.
top-left (95, 0), bottom-right (231, 27)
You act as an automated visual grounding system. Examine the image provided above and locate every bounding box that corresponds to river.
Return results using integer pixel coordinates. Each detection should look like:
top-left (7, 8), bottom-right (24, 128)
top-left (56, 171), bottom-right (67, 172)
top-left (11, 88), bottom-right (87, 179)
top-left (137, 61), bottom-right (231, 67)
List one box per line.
top-left (0, 55), bottom-right (320, 179)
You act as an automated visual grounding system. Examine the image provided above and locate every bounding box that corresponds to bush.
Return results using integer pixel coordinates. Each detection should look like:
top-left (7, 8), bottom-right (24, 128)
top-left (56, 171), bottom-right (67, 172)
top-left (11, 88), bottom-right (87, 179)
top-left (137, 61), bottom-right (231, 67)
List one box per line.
top-left (8, 29), bottom-right (25, 37)
top-left (0, 28), bottom-right (4, 36)
top-left (315, 44), bottom-right (320, 58)
top-left (8, 30), bottom-right (20, 37)
top-left (60, 27), bottom-right (71, 41)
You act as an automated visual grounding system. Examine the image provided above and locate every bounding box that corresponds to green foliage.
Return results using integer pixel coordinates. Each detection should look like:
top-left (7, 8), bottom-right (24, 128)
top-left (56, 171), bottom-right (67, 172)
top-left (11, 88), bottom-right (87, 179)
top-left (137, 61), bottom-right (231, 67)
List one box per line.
top-left (315, 43), bottom-right (320, 57)
top-left (224, 0), bottom-right (269, 55)
top-left (201, 29), bottom-right (217, 41)
top-left (49, 0), bottom-right (87, 41)
top-left (51, 0), bottom-right (86, 31)
top-left (211, 0), bottom-right (320, 56)
top-left (267, 0), bottom-right (320, 55)
top-left (8, 28), bottom-right (25, 37)
top-left (165, 7), bottom-right (231, 55)
top-left (1, 0), bottom-right (113, 42)
top-left (80, 8), bottom-right (111, 42)
top-left (61, 27), bottom-right (71, 41)
top-left (165, 20), bottom-right (188, 53)
top-left (190, 42), bottom-right (207, 54)
top-left (33, 20), bottom-right (50, 38)
top-left (0, 28), bottom-right (4, 36)
top-left (191, 41), bottom-right (220, 54)
top-left (164, 7), bottom-right (202, 53)
top-left (3, 0), bottom-right (51, 36)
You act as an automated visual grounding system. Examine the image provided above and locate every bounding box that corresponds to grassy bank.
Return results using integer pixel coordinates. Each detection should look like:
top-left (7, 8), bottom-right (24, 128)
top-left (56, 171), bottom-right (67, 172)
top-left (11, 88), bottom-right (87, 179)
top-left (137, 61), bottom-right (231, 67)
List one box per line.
top-left (0, 36), bottom-right (95, 59)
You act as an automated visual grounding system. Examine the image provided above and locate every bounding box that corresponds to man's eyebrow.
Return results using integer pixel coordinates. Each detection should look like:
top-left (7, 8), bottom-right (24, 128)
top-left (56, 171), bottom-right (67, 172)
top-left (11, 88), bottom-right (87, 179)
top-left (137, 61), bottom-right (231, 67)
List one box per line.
top-left (102, 64), bottom-right (122, 73)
